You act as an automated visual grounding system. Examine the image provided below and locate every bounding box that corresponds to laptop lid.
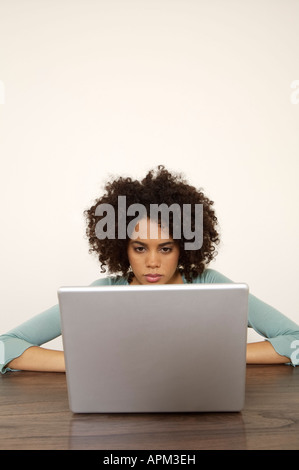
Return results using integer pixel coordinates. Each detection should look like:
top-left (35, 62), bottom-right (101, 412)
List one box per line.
top-left (58, 283), bottom-right (248, 413)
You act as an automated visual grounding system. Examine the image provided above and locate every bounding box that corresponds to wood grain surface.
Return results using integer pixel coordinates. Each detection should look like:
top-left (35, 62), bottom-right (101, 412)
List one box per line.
top-left (0, 365), bottom-right (298, 450)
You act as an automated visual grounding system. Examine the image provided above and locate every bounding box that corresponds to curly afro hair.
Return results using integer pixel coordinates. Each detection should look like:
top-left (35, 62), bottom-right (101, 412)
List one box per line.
top-left (84, 165), bottom-right (220, 283)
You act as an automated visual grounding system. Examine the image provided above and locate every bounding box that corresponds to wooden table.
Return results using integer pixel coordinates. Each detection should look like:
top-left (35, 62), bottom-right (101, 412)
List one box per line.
top-left (0, 365), bottom-right (299, 450)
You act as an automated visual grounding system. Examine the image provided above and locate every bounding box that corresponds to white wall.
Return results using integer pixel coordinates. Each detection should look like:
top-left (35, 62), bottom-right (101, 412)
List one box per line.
top-left (0, 0), bottom-right (298, 349)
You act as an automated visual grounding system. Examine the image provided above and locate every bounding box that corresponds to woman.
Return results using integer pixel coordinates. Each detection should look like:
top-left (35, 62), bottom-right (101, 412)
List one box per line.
top-left (1, 166), bottom-right (299, 373)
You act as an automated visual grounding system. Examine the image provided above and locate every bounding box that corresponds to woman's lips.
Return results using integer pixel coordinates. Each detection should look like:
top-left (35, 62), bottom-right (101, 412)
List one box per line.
top-left (145, 274), bottom-right (162, 283)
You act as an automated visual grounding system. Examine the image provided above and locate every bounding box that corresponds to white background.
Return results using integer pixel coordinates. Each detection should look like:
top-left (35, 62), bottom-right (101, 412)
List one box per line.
top-left (0, 0), bottom-right (298, 350)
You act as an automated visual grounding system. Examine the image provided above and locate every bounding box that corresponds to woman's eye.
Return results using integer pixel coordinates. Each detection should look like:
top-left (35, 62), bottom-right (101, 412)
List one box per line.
top-left (135, 247), bottom-right (145, 253)
top-left (161, 247), bottom-right (172, 253)
top-left (133, 246), bottom-right (172, 253)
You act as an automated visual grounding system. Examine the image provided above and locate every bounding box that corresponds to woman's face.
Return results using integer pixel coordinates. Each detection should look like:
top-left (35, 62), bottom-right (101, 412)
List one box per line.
top-left (127, 218), bottom-right (183, 285)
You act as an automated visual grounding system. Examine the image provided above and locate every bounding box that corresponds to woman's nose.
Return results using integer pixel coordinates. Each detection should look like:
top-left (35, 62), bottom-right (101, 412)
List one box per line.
top-left (145, 251), bottom-right (161, 268)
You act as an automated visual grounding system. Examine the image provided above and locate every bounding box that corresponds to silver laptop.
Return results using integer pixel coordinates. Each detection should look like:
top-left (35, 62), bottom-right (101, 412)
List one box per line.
top-left (58, 283), bottom-right (248, 413)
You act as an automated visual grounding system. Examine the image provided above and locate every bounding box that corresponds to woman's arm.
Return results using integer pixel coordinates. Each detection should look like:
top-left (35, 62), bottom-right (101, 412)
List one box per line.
top-left (1, 278), bottom-right (111, 373)
top-left (6, 346), bottom-right (65, 372)
top-left (6, 335), bottom-right (289, 372)
top-left (203, 269), bottom-right (299, 366)
top-left (0, 303), bottom-right (61, 373)
top-left (246, 341), bottom-right (289, 364)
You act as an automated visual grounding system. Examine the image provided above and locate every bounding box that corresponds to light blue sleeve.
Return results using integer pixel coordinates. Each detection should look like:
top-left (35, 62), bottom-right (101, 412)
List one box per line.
top-left (0, 304), bottom-right (61, 374)
top-left (0, 277), bottom-right (115, 374)
top-left (201, 269), bottom-right (299, 366)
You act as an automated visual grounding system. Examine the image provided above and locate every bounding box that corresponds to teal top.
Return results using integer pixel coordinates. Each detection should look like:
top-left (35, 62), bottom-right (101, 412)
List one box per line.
top-left (1, 268), bottom-right (299, 373)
